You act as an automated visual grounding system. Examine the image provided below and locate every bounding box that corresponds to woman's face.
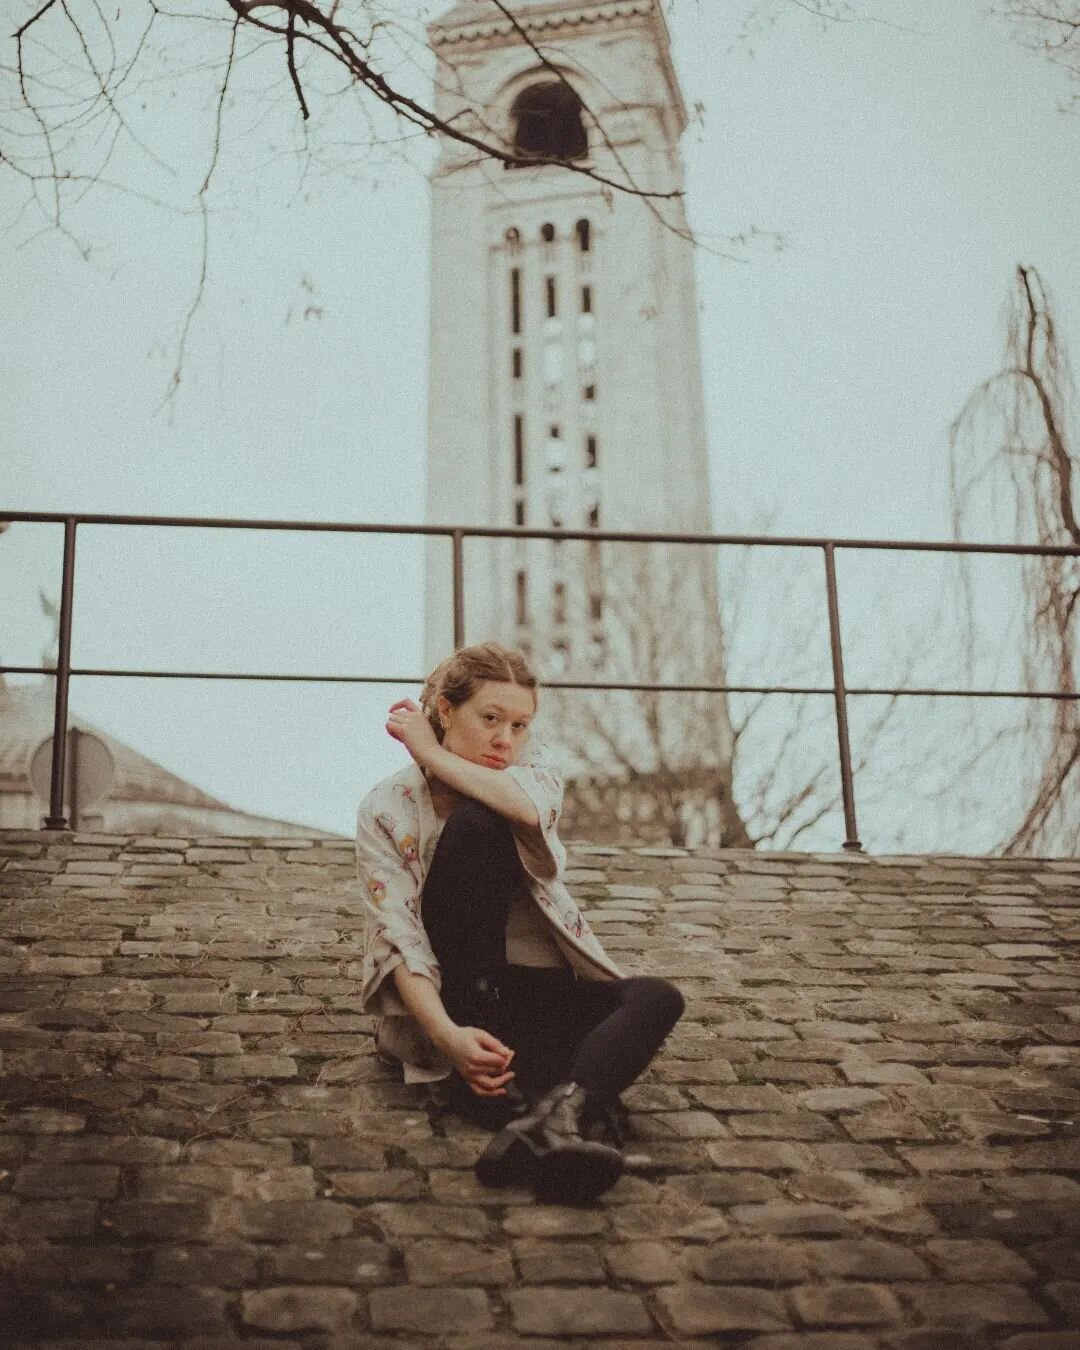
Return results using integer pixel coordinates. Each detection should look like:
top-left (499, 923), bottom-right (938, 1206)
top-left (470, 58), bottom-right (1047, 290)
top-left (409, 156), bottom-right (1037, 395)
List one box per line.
top-left (439, 680), bottom-right (536, 769)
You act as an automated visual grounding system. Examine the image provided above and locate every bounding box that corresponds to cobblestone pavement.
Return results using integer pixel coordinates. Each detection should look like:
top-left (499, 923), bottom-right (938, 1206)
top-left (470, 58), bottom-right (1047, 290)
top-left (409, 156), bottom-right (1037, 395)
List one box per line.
top-left (2, 830), bottom-right (1080, 1349)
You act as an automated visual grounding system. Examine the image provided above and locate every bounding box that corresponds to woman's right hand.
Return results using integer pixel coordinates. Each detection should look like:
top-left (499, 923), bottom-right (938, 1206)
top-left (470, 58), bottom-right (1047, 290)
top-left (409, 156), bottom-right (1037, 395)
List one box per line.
top-left (438, 1025), bottom-right (516, 1097)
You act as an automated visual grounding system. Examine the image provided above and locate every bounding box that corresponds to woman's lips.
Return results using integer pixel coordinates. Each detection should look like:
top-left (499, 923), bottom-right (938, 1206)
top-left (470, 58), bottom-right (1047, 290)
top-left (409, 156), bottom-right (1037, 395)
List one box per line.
top-left (483, 755), bottom-right (506, 768)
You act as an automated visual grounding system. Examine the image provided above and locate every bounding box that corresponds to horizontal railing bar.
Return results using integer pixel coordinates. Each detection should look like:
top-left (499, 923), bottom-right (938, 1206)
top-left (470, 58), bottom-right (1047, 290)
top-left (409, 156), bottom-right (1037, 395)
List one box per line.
top-left (0, 665), bottom-right (424, 687)
top-left (1, 510), bottom-right (1077, 557)
top-left (2, 665), bottom-right (1075, 700)
top-left (848, 686), bottom-right (1079, 701)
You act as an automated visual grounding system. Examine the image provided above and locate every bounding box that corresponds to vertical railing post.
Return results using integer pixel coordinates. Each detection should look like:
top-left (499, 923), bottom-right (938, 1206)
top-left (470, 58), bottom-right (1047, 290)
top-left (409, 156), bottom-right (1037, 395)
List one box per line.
top-left (823, 543), bottom-right (863, 852)
top-left (44, 517), bottom-right (78, 830)
top-left (451, 529), bottom-right (465, 649)
top-left (67, 727), bottom-right (81, 832)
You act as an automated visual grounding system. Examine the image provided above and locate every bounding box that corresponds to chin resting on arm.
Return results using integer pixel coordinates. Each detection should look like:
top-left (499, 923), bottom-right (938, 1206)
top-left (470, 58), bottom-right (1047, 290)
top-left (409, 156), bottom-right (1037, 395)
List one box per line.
top-left (418, 744), bottom-right (540, 829)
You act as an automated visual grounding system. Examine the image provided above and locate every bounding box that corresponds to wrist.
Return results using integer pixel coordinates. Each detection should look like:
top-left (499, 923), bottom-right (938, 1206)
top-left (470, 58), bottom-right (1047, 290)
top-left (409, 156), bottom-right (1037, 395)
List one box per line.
top-left (419, 743), bottom-right (450, 774)
top-left (430, 1020), bottom-right (461, 1054)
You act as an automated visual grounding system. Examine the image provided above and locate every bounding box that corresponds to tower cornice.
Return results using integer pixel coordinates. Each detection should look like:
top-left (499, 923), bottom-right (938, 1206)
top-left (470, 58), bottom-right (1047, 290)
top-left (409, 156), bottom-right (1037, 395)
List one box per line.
top-left (429, 0), bottom-right (685, 133)
top-left (430, 2), bottom-right (654, 48)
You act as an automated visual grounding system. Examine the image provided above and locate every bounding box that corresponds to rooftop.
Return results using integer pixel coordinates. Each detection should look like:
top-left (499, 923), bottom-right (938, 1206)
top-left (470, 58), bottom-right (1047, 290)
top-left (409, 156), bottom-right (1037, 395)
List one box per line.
top-left (0, 682), bottom-right (330, 835)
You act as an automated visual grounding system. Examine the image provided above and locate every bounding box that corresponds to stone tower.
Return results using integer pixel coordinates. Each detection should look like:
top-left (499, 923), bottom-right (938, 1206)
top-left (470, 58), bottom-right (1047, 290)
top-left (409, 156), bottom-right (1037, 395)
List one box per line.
top-left (424, 0), bottom-right (744, 844)
top-left (425, 0), bottom-right (714, 642)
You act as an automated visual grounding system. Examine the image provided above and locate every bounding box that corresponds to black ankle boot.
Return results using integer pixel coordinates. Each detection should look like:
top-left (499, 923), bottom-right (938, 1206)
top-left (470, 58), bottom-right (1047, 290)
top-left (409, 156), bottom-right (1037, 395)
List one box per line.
top-left (474, 1081), bottom-right (624, 1201)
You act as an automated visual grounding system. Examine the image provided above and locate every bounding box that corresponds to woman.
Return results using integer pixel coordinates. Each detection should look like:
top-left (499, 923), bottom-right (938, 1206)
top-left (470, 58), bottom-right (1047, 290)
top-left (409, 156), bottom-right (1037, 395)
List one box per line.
top-left (356, 641), bottom-right (684, 1202)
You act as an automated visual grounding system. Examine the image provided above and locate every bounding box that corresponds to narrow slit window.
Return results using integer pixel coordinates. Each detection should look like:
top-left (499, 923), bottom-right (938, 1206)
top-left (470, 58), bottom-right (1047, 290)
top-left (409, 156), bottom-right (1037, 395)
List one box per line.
top-left (516, 571), bottom-right (528, 625)
top-left (512, 348), bottom-right (523, 379)
top-left (588, 503), bottom-right (600, 529)
top-left (553, 582), bottom-right (567, 625)
top-left (583, 385), bottom-right (596, 402)
top-left (514, 499), bottom-right (526, 526)
top-left (546, 276), bottom-right (557, 319)
top-left (586, 435), bottom-right (598, 468)
top-left (514, 416), bottom-right (525, 486)
top-left (581, 285), bottom-right (592, 314)
top-left (575, 219), bottom-right (591, 252)
top-left (511, 268), bottom-right (522, 335)
top-left (589, 592), bottom-right (603, 621)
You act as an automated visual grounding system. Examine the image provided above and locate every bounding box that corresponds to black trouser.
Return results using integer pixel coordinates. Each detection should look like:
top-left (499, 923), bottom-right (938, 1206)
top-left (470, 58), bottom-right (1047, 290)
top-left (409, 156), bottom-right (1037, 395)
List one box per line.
top-left (421, 799), bottom-right (685, 1104)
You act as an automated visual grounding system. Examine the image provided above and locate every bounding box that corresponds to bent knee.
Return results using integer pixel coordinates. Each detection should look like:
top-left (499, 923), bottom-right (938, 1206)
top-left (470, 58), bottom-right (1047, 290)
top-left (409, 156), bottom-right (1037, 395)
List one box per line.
top-left (441, 798), bottom-right (510, 848)
top-left (627, 976), bottom-right (685, 1027)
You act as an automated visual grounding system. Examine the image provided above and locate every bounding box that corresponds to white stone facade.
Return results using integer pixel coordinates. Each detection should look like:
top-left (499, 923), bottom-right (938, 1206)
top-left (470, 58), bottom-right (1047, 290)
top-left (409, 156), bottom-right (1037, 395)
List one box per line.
top-left (424, 0), bottom-right (718, 679)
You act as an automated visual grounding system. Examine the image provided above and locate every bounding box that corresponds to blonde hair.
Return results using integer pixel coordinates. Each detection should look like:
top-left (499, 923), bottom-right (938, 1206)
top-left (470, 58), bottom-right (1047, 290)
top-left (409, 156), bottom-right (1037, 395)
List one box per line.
top-left (420, 641), bottom-right (538, 741)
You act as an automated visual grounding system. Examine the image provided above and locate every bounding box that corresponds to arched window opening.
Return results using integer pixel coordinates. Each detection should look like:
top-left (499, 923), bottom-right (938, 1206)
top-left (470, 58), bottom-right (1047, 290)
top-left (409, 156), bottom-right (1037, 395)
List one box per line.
top-left (540, 222), bottom-right (556, 243)
top-left (505, 227), bottom-right (522, 252)
top-left (510, 82), bottom-right (588, 165)
top-left (575, 218), bottom-right (591, 252)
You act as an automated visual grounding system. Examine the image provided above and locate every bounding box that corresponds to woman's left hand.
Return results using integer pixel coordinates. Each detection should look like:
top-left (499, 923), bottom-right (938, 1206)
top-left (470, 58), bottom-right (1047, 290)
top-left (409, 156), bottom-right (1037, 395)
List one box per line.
top-left (386, 699), bottom-right (439, 764)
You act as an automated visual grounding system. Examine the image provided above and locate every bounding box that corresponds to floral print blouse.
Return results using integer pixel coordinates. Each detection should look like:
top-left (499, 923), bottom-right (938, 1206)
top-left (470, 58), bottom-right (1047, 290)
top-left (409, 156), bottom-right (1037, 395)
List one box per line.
top-left (355, 736), bottom-right (624, 1083)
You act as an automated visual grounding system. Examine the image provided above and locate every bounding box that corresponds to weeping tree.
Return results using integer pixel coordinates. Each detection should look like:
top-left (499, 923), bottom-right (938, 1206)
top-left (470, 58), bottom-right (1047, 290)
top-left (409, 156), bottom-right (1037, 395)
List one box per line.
top-left (948, 265), bottom-right (1079, 853)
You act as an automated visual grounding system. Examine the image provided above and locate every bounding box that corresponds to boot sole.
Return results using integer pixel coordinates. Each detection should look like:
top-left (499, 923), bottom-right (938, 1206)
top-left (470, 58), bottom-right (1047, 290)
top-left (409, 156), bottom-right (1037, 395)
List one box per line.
top-left (474, 1125), bottom-right (542, 1189)
top-left (534, 1145), bottom-right (624, 1204)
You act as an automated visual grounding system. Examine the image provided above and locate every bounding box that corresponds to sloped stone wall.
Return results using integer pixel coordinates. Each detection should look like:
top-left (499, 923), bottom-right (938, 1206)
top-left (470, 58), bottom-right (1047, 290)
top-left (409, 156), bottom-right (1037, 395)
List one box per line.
top-left (1, 830), bottom-right (1079, 1346)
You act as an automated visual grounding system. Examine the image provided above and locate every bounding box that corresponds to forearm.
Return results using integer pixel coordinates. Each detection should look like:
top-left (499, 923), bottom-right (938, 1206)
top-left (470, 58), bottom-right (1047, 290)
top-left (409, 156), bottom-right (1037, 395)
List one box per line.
top-left (418, 745), bottom-right (539, 828)
top-left (391, 963), bottom-right (458, 1049)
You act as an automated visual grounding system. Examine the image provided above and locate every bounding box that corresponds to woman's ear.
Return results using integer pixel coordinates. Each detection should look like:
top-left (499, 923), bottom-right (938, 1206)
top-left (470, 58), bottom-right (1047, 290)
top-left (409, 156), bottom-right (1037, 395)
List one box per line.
top-left (436, 695), bottom-right (452, 730)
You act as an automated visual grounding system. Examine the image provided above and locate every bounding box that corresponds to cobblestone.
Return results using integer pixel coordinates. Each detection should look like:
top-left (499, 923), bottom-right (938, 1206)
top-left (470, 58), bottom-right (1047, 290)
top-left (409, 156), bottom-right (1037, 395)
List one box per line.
top-left (508, 1286), bottom-right (652, 1335)
top-left (2, 829), bottom-right (1079, 1345)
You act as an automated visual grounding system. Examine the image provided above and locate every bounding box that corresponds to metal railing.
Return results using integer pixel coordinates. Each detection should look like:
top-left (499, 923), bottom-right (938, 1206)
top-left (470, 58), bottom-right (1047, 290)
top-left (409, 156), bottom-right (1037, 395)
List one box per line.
top-left (1, 510), bottom-right (1077, 851)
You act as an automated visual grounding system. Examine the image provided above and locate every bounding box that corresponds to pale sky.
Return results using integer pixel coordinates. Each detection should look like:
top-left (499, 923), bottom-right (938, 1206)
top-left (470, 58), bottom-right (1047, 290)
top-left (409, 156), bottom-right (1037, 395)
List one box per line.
top-left (2, 0), bottom-right (1078, 849)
